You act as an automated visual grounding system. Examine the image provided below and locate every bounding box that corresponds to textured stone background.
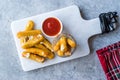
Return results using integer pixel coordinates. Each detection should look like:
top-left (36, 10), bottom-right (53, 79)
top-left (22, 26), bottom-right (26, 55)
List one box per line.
top-left (0, 0), bottom-right (120, 80)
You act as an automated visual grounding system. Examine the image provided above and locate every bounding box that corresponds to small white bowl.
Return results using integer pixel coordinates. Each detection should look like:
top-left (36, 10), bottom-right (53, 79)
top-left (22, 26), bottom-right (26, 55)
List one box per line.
top-left (41, 16), bottom-right (63, 38)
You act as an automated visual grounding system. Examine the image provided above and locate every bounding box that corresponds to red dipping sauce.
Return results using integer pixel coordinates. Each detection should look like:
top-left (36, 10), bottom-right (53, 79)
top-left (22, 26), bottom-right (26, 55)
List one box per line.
top-left (42, 17), bottom-right (62, 37)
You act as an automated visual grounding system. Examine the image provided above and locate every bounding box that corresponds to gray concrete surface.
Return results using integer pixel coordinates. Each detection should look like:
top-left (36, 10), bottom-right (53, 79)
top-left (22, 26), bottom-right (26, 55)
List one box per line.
top-left (0, 0), bottom-right (120, 80)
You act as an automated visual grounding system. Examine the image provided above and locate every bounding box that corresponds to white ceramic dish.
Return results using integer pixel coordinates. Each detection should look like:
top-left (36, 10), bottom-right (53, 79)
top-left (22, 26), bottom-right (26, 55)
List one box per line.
top-left (11, 5), bottom-right (102, 71)
top-left (41, 16), bottom-right (63, 38)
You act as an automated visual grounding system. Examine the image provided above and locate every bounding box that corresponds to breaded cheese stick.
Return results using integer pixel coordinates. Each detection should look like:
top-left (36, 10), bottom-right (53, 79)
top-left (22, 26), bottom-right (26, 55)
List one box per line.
top-left (35, 44), bottom-right (54, 59)
top-left (47, 52), bottom-right (54, 59)
top-left (22, 51), bottom-right (45, 63)
top-left (17, 30), bottom-right (41, 38)
top-left (53, 40), bottom-right (60, 52)
top-left (35, 44), bottom-right (49, 51)
top-left (20, 21), bottom-right (34, 44)
top-left (25, 20), bottom-right (34, 31)
top-left (25, 48), bottom-right (50, 59)
top-left (41, 39), bottom-right (53, 52)
top-left (64, 46), bottom-right (71, 56)
top-left (22, 35), bottom-right (44, 49)
top-left (60, 36), bottom-right (67, 52)
top-left (20, 36), bottom-right (29, 44)
top-left (67, 38), bottom-right (76, 48)
top-left (57, 50), bottom-right (64, 57)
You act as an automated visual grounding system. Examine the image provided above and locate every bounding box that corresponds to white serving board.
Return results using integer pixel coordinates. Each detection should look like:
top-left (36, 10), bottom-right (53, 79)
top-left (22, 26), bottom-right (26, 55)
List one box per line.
top-left (11, 5), bottom-right (102, 71)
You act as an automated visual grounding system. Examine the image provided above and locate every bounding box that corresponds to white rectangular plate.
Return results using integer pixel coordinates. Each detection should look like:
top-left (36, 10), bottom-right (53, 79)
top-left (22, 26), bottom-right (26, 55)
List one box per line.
top-left (11, 5), bottom-right (101, 71)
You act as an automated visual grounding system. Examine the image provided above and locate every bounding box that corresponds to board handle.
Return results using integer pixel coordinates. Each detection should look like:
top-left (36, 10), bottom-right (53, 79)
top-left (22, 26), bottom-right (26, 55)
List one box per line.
top-left (87, 12), bottom-right (118, 38)
top-left (99, 12), bottom-right (118, 33)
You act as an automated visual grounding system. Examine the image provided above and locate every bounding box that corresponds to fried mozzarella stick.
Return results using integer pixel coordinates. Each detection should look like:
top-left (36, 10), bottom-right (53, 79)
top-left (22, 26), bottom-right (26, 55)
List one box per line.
top-left (20, 36), bottom-right (29, 44)
top-left (64, 46), bottom-right (71, 56)
top-left (25, 48), bottom-right (51, 59)
top-left (20, 20), bottom-right (34, 44)
top-left (17, 30), bottom-right (41, 38)
top-left (22, 34), bottom-right (44, 49)
top-left (25, 20), bottom-right (34, 31)
top-left (35, 44), bottom-right (54, 59)
top-left (67, 38), bottom-right (76, 48)
top-left (60, 36), bottom-right (68, 52)
top-left (57, 50), bottom-right (64, 57)
top-left (53, 40), bottom-right (60, 52)
top-left (22, 51), bottom-right (45, 63)
top-left (41, 39), bottom-right (53, 52)
top-left (35, 44), bottom-right (49, 51)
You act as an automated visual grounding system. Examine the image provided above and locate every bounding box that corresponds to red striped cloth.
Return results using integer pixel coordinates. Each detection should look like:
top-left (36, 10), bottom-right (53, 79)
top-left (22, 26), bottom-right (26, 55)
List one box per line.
top-left (96, 41), bottom-right (120, 80)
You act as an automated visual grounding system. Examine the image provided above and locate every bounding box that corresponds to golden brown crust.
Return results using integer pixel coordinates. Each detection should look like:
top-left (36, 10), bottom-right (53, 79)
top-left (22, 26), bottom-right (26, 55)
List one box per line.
top-left (17, 30), bottom-right (41, 38)
top-left (59, 36), bottom-right (68, 52)
top-left (67, 38), bottom-right (76, 48)
top-left (53, 40), bottom-right (60, 52)
top-left (41, 39), bottom-right (53, 52)
top-left (21, 35), bottom-right (44, 49)
top-left (25, 48), bottom-right (50, 59)
top-left (57, 50), bottom-right (64, 57)
top-left (25, 20), bottom-right (34, 31)
top-left (22, 51), bottom-right (45, 63)
top-left (35, 44), bottom-right (54, 59)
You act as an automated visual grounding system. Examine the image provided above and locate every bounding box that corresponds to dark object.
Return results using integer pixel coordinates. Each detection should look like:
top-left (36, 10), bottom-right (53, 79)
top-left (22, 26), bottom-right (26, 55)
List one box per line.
top-left (96, 41), bottom-right (120, 80)
top-left (99, 12), bottom-right (118, 33)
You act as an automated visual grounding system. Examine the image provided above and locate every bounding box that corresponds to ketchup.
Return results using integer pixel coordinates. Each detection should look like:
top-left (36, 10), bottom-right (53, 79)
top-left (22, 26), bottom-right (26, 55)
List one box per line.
top-left (42, 17), bottom-right (61, 36)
